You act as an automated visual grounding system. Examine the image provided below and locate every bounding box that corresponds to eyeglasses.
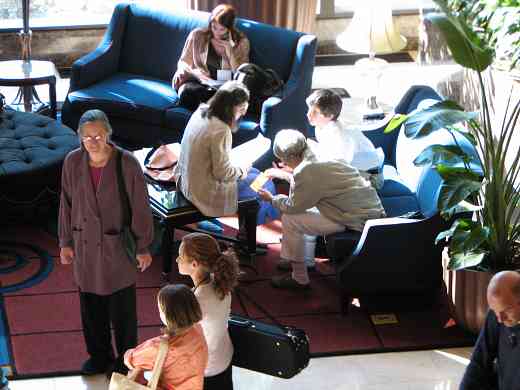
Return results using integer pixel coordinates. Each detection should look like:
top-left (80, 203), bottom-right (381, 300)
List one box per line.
top-left (81, 135), bottom-right (104, 143)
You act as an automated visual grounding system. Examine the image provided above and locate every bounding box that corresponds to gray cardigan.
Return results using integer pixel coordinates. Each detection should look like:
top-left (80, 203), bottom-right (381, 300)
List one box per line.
top-left (272, 159), bottom-right (385, 232)
top-left (58, 145), bottom-right (154, 295)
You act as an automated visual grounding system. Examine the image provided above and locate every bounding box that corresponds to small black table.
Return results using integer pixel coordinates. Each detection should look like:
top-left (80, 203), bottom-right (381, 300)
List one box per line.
top-left (147, 181), bottom-right (260, 276)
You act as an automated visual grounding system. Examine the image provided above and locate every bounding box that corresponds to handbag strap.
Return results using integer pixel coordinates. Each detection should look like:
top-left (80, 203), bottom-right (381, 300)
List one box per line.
top-left (116, 149), bottom-right (132, 226)
top-left (234, 286), bottom-right (286, 330)
top-left (147, 336), bottom-right (169, 390)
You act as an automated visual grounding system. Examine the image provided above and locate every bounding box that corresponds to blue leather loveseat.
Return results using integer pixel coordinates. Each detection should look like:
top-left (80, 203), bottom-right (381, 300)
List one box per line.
top-left (325, 85), bottom-right (477, 313)
top-left (61, 3), bottom-right (317, 165)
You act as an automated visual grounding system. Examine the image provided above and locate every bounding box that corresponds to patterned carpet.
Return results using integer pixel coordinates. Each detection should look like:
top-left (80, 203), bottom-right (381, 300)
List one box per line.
top-left (0, 221), bottom-right (475, 379)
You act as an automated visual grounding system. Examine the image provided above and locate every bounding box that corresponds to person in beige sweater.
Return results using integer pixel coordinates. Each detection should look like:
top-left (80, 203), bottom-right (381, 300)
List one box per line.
top-left (259, 129), bottom-right (385, 290)
top-left (174, 80), bottom-right (278, 229)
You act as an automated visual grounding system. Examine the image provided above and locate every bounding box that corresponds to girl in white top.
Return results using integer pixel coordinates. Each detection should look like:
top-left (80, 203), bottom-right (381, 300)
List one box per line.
top-left (176, 232), bottom-right (239, 390)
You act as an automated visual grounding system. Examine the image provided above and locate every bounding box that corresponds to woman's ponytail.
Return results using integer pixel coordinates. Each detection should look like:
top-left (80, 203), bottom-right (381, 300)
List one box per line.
top-left (182, 232), bottom-right (239, 300)
top-left (211, 248), bottom-right (239, 300)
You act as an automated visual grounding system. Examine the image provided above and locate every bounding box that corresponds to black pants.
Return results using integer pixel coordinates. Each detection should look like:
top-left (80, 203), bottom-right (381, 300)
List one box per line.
top-left (203, 364), bottom-right (233, 390)
top-left (79, 284), bottom-right (138, 368)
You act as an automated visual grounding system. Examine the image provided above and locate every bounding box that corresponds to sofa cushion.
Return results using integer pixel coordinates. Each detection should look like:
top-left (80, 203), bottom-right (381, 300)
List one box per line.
top-left (67, 73), bottom-right (178, 126)
top-left (379, 165), bottom-right (414, 198)
top-left (380, 196), bottom-right (420, 218)
top-left (378, 165), bottom-right (419, 217)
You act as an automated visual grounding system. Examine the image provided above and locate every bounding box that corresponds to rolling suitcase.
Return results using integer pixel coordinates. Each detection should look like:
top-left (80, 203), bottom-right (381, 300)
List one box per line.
top-left (228, 288), bottom-right (310, 378)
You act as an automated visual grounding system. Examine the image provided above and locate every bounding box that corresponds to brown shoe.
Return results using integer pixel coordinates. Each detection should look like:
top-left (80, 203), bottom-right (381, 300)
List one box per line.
top-left (271, 275), bottom-right (311, 291)
top-left (276, 259), bottom-right (316, 272)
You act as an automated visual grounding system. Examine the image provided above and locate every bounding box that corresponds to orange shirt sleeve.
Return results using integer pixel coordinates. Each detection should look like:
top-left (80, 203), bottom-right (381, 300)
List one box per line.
top-left (124, 337), bottom-right (160, 371)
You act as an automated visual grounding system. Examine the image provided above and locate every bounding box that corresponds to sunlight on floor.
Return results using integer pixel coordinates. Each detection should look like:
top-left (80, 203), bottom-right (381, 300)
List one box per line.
top-left (8, 348), bottom-right (472, 390)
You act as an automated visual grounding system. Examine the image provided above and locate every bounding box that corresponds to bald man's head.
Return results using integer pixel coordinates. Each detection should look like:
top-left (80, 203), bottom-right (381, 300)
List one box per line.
top-left (487, 271), bottom-right (520, 327)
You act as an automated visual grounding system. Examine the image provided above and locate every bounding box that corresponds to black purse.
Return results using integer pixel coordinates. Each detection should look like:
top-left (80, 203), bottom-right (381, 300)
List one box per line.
top-left (116, 150), bottom-right (138, 265)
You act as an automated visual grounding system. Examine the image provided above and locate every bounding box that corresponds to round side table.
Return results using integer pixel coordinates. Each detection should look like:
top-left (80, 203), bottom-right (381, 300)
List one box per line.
top-left (340, 97), bottom-right (394, 131)
top-left (0, 60), bottom-right (57, 119)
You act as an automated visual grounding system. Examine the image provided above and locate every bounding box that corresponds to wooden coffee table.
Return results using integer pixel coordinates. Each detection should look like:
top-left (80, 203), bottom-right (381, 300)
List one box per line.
top-left (0, 60), bottom-right (58, 119)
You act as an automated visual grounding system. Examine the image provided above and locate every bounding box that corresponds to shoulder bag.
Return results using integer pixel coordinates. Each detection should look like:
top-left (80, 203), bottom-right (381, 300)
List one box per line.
top-left (109, 337), bottom-right (169, 390)
top-left (116, 150), bottom-right (138, 264)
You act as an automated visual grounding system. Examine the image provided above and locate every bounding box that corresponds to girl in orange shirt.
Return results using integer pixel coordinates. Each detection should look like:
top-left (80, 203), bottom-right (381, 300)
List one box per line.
top-left (124, 284), bottom-right (208, 390)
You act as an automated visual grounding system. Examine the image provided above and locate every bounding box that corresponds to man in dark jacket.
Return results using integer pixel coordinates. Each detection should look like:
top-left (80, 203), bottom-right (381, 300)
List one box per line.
top-left (460, 271), bottom-right (520, 390)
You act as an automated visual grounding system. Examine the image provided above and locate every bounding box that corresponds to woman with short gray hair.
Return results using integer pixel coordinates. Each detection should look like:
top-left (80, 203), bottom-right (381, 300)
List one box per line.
top-left (77, 109), bottom-right (113, 139)
top-left (272, 128), bottom-right (316, 164)
top-left (58, 109), bottom-right (154, 376)
top-left (259, 129), bottom-right (385, 290)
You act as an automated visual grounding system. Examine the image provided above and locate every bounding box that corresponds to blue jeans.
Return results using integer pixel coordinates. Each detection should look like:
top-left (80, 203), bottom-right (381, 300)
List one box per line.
top-left (238, 168), bottom-right (280, 225)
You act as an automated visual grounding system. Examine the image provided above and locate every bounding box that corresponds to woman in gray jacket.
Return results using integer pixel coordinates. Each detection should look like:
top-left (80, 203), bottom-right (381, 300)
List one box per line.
top-left (58, 109), bottom-right (154, 376)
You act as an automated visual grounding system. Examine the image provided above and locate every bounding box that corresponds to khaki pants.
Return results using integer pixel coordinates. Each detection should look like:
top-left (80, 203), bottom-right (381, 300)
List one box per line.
top-left (280, 208), bottom-right (345, 284)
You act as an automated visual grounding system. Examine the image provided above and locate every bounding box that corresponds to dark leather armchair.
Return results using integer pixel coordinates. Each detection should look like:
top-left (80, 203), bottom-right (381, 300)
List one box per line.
top-left (325, 85), bottom-right (475, 314)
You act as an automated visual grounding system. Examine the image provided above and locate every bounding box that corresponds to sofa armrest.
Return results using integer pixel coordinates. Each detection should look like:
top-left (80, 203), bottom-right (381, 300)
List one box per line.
top-left (336, 216), bottom-right (444, 296)
top-left (259, 34), bottom-right (317, 139)
top-left (69, 3), bottom-right (129, 91)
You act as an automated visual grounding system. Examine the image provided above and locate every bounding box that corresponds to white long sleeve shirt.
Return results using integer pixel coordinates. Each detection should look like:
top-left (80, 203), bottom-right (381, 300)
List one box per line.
top-left (313, 120), bottom-right (383, 171)
top-left (194, 283), bottom-right (233, 377)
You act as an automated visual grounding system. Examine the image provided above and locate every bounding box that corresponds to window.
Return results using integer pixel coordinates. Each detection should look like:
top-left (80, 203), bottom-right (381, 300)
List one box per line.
top-left (0, 0), bottom-right (187, 30)
top-left (318, 0), bottom-right (437, 18)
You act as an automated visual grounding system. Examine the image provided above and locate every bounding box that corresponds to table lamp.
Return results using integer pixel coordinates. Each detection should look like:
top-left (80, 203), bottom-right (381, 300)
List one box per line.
top-left (336, 0), bottom-right (407, 119)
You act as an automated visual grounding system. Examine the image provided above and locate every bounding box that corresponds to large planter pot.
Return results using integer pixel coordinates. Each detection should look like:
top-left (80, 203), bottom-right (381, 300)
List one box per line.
top-left (442, 250), bottom-right (493, 334)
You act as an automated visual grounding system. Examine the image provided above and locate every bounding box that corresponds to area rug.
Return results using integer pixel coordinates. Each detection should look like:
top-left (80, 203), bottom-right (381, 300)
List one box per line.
top-left (0, 223), bottom-right (475, 379)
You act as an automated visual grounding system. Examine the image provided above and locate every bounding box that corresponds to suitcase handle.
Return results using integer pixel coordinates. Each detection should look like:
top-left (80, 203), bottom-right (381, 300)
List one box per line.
top-left (229, 317), bottom-right (252, 328)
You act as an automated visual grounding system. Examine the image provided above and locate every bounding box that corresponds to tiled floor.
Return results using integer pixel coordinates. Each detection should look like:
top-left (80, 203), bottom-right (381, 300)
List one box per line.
top-left (8, 348), bottom-right (471, 390)
top-left (2, 61), bottom-right (474, 389)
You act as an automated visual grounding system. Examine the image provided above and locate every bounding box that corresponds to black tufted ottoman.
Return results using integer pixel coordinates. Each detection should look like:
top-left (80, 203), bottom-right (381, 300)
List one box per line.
top-left (0, 109), bottom-right (79, 218)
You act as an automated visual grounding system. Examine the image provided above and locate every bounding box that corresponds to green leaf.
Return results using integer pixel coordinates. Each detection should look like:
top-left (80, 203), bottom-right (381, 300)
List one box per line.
top-left (436, 225), bottom-right (458, 244)
top-left (427, 10), bottom-right (494, 72)
top-left (413, 144), bottom-right (469, 167)
top-left (453, 200), bottom-right (484, 213)
top-left (448, 251), bottom-right (487, 270)
top-left (436, 164), bottom-right (482, 180)
top-left (462, 226), bottom-right (490, 253)
top-left (384, 114), bottom-right (408, 133)
top-left (437, 169), bottom-right (483, 212)
top-left (403, 101), bottom-right (477, 139)
top-left (436, 218), bottom-right (473, 244)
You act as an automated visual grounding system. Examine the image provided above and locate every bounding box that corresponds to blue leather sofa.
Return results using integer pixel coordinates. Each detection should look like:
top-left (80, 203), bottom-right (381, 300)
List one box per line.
top-left (325, 85), bottom-right (477, 313)
top-left (61, 3), bottom-right (317, 165)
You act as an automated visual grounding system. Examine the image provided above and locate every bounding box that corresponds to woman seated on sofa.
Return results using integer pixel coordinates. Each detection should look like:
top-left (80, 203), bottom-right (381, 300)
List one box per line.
top-left (173, 80), bottom-right (278, 227)
top-left (172, 4), bottom-right (250, 111)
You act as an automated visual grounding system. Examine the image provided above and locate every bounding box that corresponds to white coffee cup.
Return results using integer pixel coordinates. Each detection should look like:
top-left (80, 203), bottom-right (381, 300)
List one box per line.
top-left (217, 69), bottom-right (233, 81)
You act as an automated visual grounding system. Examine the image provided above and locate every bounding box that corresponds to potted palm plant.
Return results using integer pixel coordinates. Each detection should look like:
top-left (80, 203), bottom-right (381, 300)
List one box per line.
top-left (385, 0), bottom-right (520, 333)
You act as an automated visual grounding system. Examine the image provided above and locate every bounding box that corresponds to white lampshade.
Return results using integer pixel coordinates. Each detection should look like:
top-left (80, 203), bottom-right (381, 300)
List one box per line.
top-left (336, 1), bottom-right (407, 55)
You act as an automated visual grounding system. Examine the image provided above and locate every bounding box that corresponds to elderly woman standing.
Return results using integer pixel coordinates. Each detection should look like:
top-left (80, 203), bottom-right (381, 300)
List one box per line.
top-left (58, 109), bottom-right (154, 376)
top-left (259, 129), bottom-right (385, 290)
top-left (172, 4), bottom-right (250, 110)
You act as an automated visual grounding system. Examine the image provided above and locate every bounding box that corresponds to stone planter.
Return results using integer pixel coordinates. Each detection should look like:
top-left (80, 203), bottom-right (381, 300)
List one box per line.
top-left (442, 250), bottom-right (493, 334)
